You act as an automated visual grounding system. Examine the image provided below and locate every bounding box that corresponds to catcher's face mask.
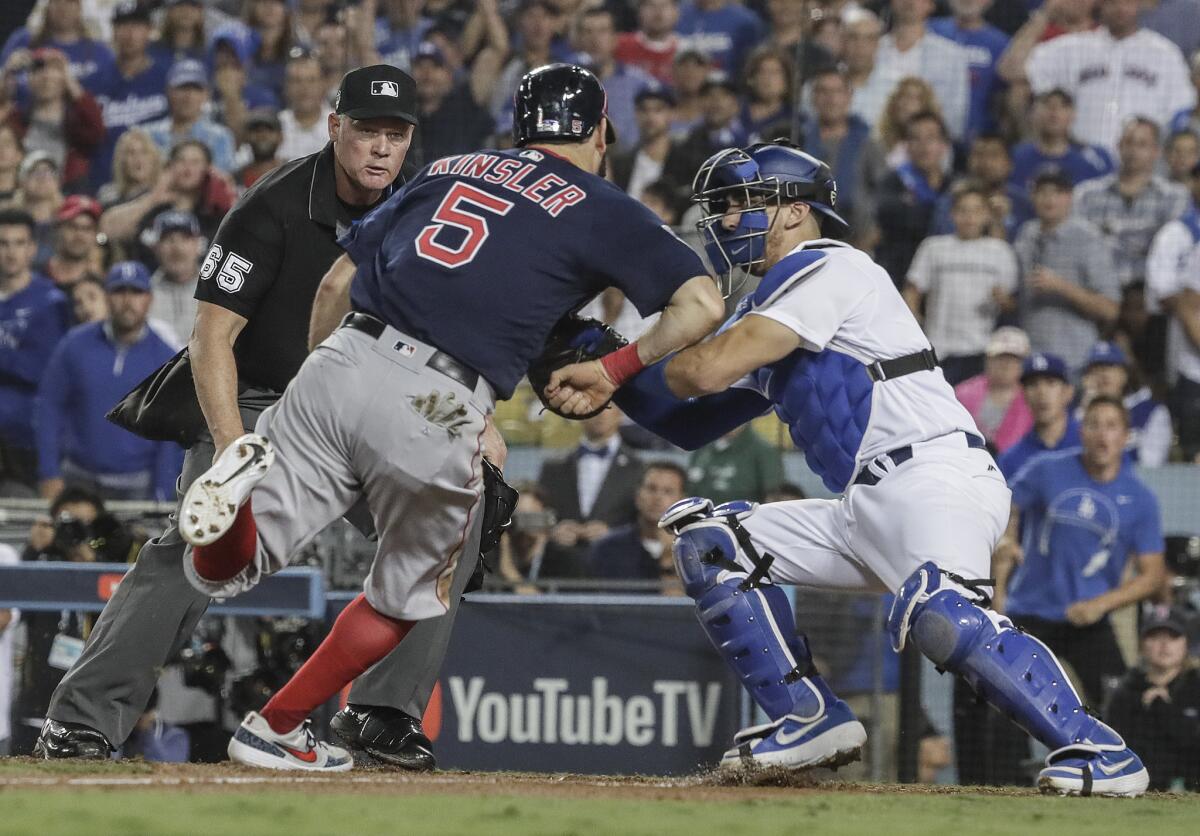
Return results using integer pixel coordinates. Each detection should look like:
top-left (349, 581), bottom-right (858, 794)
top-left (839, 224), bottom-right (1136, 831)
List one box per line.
top-left (692, 148), bottom-right (778, 297)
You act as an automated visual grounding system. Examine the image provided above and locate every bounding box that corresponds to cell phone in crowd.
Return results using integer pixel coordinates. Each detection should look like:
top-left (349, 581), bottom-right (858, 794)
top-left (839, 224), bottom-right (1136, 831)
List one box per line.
top-left (510, 510), bottom-right (557, 533)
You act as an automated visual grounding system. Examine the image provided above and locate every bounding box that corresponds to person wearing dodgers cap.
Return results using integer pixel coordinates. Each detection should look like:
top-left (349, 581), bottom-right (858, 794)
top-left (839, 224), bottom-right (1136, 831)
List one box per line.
top-left (996, 351), bottom-right (1081, 478)
top-left (1077, 340), bottom-right (1172, 466)
top-left (953, 326), bottom-right (1034, 454)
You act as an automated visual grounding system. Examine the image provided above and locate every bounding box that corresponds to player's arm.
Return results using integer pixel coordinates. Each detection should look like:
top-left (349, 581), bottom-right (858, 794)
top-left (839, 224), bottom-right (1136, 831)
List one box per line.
top-left (546, 275), bottom-right (724, 416)
top-left (990, 505), bottom-right (1023, 615)
top-left (190, 302), bottom-right (249, 459)
top-left (1065, 550), bottom-right (1166, 627)
top-left (308, 254), bottom-right (357, 350)
top-left (665, 312), bottom-right (801, 398)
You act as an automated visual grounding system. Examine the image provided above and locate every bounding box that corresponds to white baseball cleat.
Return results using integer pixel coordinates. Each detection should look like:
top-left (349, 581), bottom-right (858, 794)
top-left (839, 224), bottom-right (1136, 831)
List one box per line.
top-left (228, 711), bottom-right (353, 772)
top-left (181, 433), bottom-right (274, 547)
top-left (1037, 744), bottom-right (1149, 798)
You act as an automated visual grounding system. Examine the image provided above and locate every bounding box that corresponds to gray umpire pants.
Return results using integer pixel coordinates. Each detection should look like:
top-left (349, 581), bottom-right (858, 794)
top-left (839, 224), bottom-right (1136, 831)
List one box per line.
top-left (46, 397), bottom-right (481, 748)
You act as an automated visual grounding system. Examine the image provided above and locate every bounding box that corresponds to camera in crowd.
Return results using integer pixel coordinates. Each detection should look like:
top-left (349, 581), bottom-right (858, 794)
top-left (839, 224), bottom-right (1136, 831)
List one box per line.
top-left (510, 509), bottom-right (557, 534)
top-left (228, 618), bottom-right (322, 717)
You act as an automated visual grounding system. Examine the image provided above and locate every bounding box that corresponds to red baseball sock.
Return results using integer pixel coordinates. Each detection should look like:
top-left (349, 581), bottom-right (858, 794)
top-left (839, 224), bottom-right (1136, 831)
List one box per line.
top-left (192, 501), bottom-right (259, 582)
top-left (261, 594), bottom-right (413, 734)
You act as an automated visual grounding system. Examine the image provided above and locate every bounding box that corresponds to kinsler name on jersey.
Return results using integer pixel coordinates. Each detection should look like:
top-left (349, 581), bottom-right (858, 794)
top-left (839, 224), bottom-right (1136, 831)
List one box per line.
top-left (426, 151), bottom-right (588, 218)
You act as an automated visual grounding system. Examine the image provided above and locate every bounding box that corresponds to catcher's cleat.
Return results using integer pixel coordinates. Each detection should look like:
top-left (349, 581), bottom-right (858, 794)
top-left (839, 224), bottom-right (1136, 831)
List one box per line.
top-left (33, 719), bottom-right (114, 760)
top-left (1037, 744), bottom-right (1149, 798)
top-left (719, 702), bottom-right (867, 772)
top-left (330, 704), bottom-right (436, 771)
top-left (227, 711), bottom-right (353, 772)
top-left (181, 433), bottom-right (274, 547)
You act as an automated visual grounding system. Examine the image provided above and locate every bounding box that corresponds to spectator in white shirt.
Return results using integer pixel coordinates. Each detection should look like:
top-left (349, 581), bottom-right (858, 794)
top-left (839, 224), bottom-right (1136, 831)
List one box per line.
top-left (147, 209), bottom-right (201, 349)
top-left (904, 182), bottom-right (1020, 384)
top-left (1025, 0), bottom-right (1195, 152)
top-left (277, 52), bottom-right (332, 162)
top-left (853, 0), bottom-right (971, 139)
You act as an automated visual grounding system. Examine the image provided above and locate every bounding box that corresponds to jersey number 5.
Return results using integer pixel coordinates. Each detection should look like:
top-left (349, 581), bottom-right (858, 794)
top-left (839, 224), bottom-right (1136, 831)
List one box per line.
top-left (415, 183), bottom-right (514, 269)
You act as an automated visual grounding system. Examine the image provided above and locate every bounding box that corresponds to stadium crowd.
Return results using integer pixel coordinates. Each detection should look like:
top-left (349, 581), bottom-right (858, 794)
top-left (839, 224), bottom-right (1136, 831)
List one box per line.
top-left (0, 0), bottom-right (1198, 786)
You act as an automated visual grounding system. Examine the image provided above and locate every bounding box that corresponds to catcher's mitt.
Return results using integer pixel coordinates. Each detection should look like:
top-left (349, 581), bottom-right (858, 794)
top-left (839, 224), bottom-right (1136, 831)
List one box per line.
top-left (528, 315), bottom-right (628, 420)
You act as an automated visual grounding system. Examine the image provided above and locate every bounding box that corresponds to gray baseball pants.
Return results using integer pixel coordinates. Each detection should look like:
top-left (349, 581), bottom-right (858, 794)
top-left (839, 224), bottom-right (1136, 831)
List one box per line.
top-left (46, 386), bottom-right (482, 748)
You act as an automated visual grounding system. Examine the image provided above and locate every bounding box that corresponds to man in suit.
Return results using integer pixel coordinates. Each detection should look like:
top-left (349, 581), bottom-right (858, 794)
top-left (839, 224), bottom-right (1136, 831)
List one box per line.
top-left (537, 407), bottom-right (643, 567)
top-left (589, 461), bottom-right (687, 591)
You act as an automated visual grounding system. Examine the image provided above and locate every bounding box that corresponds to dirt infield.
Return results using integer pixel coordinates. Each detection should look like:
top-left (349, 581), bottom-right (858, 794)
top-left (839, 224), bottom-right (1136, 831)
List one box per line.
top-left (0, 757), bottom-right (1130, 800)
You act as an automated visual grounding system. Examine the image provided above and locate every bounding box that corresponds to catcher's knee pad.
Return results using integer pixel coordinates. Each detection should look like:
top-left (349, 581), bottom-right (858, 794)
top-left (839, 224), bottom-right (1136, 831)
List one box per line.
top-left (670, 500), bottom-right (835, 721)
top-left (889, 562), bottom-right (1126, 753)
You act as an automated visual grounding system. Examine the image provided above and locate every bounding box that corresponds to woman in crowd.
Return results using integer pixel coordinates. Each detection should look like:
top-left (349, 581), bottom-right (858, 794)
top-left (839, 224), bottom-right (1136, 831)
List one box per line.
top-left (69, 274), bottom-right (107, 324)
top-left (877, 77), bottom-right (944, 168)
top-left (97, 128), bottom-right (163, 209)
top-left (244, 0), bottom-right (298, 101)
top-left (151, 0), bottom-right (209, 64)
top-left (740, 46), bottom-right (795, 143)
top-left (0, 0), bottom-right (115, 93)
top-left (100, 139), bottom-right (234, 263)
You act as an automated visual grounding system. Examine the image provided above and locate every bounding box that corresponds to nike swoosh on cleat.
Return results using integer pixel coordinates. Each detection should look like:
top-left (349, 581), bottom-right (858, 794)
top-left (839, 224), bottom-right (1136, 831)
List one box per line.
top-left (281, 744), bottom-right (318, 763)
top-left (1097, 757), bottom-right (1134, 776)
top-left (775, 720), bottom-right (824, 746)
top-left (220, 443), bottom-right (268, 486)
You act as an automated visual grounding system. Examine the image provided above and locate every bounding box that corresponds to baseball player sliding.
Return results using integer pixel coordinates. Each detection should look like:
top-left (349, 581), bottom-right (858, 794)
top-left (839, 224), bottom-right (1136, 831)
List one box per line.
top-left (546, 141), bottom-right (1149, 797)
top-left (170, 63), bottom-right (724, 772)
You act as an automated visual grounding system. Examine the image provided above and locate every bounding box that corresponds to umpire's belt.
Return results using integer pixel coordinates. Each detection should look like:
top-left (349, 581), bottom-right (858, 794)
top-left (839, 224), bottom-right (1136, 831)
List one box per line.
top-left (341, 312), bottom-right (480, 391)
top-left (853, 432), bottom-right (987, 487)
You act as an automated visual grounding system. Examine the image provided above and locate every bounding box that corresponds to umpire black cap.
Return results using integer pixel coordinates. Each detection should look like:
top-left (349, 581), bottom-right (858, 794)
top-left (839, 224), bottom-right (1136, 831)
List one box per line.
top-left (513, 63), bottom-right (617, 148)
top-left (335, 65), bottom-right (419, 125)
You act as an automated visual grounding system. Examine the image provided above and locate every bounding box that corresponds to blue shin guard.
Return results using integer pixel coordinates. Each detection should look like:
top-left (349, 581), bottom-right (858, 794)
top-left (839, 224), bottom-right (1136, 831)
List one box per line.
top-left (888, 562), bottom-right (1147, 795)
top-left (668, 502), bottom-right (834, 721)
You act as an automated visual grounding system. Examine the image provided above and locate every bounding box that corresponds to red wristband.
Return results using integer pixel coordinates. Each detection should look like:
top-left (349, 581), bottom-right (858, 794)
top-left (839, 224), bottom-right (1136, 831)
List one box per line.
top-left (600, 342), bottom-right (646, 387)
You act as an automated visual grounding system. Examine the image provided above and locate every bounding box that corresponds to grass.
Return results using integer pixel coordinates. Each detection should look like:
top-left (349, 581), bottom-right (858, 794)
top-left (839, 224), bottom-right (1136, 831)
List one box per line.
top-left (1, 788), bottom-right (1198, 836)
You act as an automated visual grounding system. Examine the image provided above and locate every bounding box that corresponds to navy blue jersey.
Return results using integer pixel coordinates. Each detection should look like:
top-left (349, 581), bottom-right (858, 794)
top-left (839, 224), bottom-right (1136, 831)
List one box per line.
top-left (341, 148), bottom-right (706, 398)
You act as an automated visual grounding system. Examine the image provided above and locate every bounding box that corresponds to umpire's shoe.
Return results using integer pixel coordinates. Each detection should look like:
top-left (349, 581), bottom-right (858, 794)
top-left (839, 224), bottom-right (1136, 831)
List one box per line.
top-left (330, 704), bottom-right (436, 771)
top-left (33, 719), bottom-right (114, 760)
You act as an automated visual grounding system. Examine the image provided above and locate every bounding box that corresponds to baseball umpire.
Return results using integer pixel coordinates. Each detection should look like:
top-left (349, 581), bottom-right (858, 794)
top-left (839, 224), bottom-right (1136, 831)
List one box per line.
top-left (173, 63), bottom-right (724, 771)
top-left (35, 65), bottom-right (479, 769)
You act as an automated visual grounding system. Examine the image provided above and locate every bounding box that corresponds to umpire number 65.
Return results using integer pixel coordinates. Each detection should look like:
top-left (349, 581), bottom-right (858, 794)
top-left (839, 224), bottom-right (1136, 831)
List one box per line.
top-left (199, 244), bottom-right (254, 293)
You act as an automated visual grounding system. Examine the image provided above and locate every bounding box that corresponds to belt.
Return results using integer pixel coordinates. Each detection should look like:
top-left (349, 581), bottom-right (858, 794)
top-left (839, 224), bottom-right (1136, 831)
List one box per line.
top-left (852, 432), bottom-right (987, 487)
top-left (866, 348), bottom-right (939, 382)
top-left (341, 312), bottom-right (480, 392)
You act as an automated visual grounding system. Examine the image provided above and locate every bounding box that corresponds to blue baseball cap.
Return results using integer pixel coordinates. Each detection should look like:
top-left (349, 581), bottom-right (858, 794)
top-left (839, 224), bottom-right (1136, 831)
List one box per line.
top-left (1021, 352), bottom-right (1069, 383)
top-left (168, 59), bottom-right (208, 90)
top-left (635, 80), bottom-right (677, 107)
top-left (1084, 340), bottom-right (1128, 369)
top-left (105, 261), bottom-right (152, 293)
top-left (152, 209), bottom-right (201, 239)
top-left (412, 41), bottom-right (447, 66)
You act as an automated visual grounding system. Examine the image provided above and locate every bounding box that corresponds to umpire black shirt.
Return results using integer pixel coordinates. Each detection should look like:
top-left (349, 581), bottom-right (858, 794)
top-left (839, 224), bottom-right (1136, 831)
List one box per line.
top-left (193, 143), bottom-right (392, 393)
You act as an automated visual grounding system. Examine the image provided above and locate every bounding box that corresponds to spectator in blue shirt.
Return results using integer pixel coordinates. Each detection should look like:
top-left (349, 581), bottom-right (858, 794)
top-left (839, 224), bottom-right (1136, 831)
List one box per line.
top-left (34, 261), bottom-right (182, 502)
top-left (997, 352), bottom-right (1081, 478)
top-left (0, 209), bottom-right (70, 493)
top-left (930, 0), bottom-right (1010, 139)
top-left (588, 462), bottom-right (687, 592)
top-left (143, 60), bottom-right (237, 175)
top-left (676, 0), bottom-right (765, 74)
top-left (1076, 341), bottom-right (1173, 466)
top-left (91, 1), bottom-right (172, 190)
top-left (574, 6), bottom-right (655, 149)
top-left (1009, 89), bottom-right (1115, 200)
top-left (0, 0), bottom-right (117, 95)
top-left (994, 395), bottom-right (1166, 705)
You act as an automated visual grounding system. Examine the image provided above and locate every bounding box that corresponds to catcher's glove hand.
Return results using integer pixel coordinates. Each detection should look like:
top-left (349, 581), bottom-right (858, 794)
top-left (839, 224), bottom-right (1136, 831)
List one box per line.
top-left (528, 315), bottom-right (628, 420)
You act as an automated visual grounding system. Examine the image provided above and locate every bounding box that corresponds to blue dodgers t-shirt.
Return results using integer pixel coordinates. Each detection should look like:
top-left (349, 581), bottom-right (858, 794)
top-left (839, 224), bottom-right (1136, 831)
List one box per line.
top-left (676, 1), bottom-right (765, 72)
top-left (91, 55), bottom-right (172, 187)
top-left (997, 419), bottom-right (1081, 479)
top-left (341, 148), bottom-right (707, 398)
top-left (1008, 141), bottom-right (1114, 196)
top-left (1005, 450), bottom-right (1164, 622)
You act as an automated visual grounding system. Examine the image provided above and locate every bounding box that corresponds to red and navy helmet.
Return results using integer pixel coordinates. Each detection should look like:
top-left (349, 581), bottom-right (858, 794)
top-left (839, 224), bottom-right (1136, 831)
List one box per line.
top-left (513, 63), bottom-right (617, 148)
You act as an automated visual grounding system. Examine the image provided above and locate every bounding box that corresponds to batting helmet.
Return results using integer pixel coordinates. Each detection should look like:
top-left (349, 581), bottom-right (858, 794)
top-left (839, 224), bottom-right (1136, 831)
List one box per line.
top-left (692, 139), bottom-right (848, 289)
top-left (512, 63), bottom-right (617, 148)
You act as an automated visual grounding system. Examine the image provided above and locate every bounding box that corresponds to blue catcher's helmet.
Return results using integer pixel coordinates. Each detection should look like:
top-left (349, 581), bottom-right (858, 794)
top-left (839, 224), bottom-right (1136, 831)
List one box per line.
top-left (692, 140), bottom-right (848, 293)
